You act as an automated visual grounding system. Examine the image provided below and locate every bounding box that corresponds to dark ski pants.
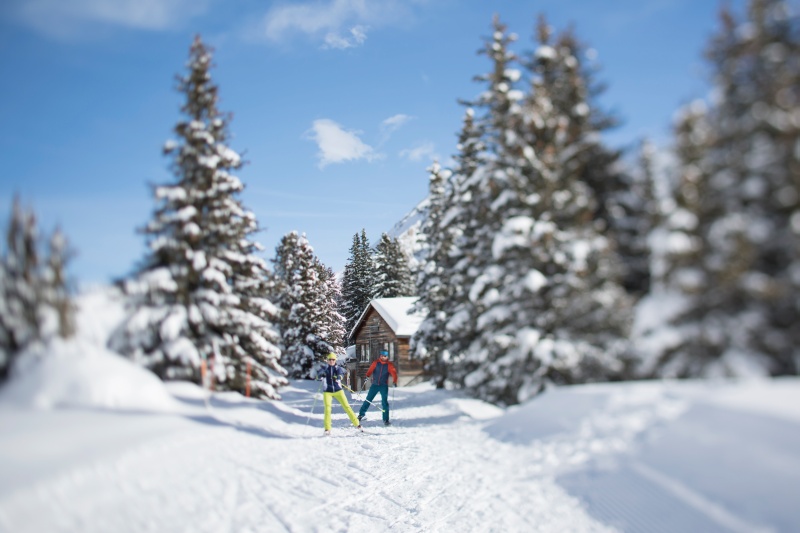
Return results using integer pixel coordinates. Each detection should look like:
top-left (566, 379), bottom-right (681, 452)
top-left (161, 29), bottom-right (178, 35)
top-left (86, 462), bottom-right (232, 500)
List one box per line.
top-left (359, 384), bottom-right (389, 422)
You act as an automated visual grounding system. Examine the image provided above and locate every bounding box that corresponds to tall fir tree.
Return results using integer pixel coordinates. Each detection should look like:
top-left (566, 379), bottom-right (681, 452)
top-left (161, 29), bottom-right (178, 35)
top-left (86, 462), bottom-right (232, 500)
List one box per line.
top-left (225, 217), bottom-right (287, 399)
top-left (273, 232), bottom-right (341, 378)
top-left (411, 161), bottom-right (457, 387)
top-left (425, 108), bottom-right (486, 386)
top-left (443, 15), bottom-right (521, 384)
top-left (546, 25), bottom-right (655, 300)
top-left (0, 198), bottom-right (75, 383)
top-left (616, 138), bottom-right (659, 297)
top-left (640, 101), bottom-right (715, 377)
top-left (318, 264), bottom-right (346, 354)
top-left (373, 232), bottom-right (415, 298)
top-left (339, 229), bottom-right (376, 341)
top-left (645, 0), bottom-right (800, 377)
top-left (110, 36), bottom-right (287, 398)
top-left (443, 15), bottom-right (632, 405)
top-left (0, 198), bottom-right (41, 364)
top-left (43, 226), bottom-right (76, 340)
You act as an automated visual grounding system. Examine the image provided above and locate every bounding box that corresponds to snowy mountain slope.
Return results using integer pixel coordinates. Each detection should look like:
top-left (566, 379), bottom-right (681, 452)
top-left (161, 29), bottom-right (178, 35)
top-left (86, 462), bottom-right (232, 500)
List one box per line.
top-left (386, 196), bottom-right (429, 269)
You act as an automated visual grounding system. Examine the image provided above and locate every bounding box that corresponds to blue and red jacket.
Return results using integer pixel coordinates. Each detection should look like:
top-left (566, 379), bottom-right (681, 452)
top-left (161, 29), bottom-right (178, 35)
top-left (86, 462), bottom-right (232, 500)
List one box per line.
top-left (366, 360), bottom-right (397, 386)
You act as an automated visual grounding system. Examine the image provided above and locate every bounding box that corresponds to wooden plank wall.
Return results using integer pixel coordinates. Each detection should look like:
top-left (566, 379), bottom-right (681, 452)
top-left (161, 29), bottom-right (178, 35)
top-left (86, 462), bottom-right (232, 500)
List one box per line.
top-left (348, 307), bottom-right (425, 389)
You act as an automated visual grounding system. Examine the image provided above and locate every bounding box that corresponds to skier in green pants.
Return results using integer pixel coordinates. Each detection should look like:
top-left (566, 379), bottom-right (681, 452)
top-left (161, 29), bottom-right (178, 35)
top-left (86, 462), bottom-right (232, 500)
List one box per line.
top-left (315, 353), bottom-right (362, 436)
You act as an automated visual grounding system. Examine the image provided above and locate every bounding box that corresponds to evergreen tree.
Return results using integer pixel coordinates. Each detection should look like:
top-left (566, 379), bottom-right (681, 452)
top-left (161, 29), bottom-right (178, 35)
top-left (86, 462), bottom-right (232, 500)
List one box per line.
top-left (619, 138), bottom-right (659, 297)
top-left (273, 232), bottom-right (340, 378)
top-left (0, 262), bottom-right (5, 381)
top-left (430, 108), bottom-right (486, 381)
top-left (546, 26), bottom-right (655, 300)
top-left (0, 198), bottom-right (75, 382)
top-left (640, 101), bottom-right (715, 377)
top-left (110, 36), bottom-right (287, 398)
top-left (444, 15), bottom-right (632, 405)
top-left (0, 198), bottom-right (41, 380)
top-left (646, 0), bottom-right (800, 377)
top-left (318, 264), bottom-right (346, 354)
top-left (339, 229), bottom-right (376, 340)
top-left (225, 222), bottom-right (287, 399)
top-left (373, 232), bottom-right (415, 298)
top-left (443, 15), bottom-right (521, 385)
top-left (411, 161), bottom-right (457, 387)
top-left (43, 226), bottom-right (76, 340)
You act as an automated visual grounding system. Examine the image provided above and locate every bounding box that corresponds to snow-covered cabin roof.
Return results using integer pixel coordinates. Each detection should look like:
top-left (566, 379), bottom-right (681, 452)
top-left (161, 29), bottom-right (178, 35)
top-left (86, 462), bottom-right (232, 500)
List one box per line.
top-left (349, 297), bottom-right (424, 340)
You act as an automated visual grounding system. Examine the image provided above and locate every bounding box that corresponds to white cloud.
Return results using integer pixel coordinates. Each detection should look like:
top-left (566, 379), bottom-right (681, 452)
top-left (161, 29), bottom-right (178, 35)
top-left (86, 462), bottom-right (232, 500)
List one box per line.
top-left (400, 142), bottom-right (438, 162)
top-left (306, 119), bottom-right (380, 169)
top-left (381, 114), bottom-right (414, 134)
top-left (378, 114), bottom-right (414, 145)
top-left (259, 0), bottom-right (418, 49)
top-left (10, 0), bottom-right (209, 40)
top-left (323, 25), bottom-right (368, 50)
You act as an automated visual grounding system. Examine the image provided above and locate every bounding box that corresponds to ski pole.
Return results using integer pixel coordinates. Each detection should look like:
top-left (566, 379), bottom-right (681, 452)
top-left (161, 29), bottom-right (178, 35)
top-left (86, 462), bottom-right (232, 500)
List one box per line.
top-left (305, 379), bottom-right (323, 425)
top-left (341, 384), bottom-right (385, 413)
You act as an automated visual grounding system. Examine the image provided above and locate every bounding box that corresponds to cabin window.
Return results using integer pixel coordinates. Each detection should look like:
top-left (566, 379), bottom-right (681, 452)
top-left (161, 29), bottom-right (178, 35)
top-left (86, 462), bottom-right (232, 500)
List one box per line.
top-left (358, 344), bottom-right (369, 363)
top-left (381, 342), bottom-right (396, 361)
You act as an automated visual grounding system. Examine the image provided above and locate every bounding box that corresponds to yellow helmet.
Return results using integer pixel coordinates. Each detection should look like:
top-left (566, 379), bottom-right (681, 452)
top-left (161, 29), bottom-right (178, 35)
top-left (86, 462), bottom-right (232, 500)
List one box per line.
top-left (326, 353), bottom-right (338, 360)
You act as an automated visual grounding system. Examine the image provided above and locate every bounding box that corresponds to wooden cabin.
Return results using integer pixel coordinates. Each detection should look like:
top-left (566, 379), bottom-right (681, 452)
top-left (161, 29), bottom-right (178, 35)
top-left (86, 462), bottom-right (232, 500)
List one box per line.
top-left (345, 297), bottom-right (426, 390)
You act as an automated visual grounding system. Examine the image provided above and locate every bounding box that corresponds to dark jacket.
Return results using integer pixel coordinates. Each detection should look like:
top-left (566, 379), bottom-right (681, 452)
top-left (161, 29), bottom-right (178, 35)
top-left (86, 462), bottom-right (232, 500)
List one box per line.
top-left (317, 363), bottom-right (346, 393)
top-left (366, 360), bottom-right (398, 387)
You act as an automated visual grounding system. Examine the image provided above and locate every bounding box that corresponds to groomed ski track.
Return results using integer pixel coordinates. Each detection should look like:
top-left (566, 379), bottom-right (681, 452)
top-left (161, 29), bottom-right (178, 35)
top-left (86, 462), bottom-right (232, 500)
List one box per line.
top-left (1, 379), bottom-right (798, 532)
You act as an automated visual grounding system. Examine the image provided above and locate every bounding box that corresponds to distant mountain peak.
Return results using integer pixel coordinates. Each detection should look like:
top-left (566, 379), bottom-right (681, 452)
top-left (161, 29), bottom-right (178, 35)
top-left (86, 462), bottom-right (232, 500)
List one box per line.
top-left (386, 196), bottom-right (430, 269)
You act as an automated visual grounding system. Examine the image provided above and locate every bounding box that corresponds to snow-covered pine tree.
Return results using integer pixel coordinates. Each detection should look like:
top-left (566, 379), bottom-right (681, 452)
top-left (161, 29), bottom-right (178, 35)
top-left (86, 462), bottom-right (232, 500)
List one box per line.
top-left (0, 262), bottom-right (5, 381)
top-left (373, 232), bottom-right (415, 298)
top-left (615, 138), bottom-right (659, 297)
top-left (339, 229), bottom-right (376, 340)
top-left (318, 264), bottom-right (346, 355)
top-left (273, 231), bottom-right (339, 378)
top-left (224, 216), bottom-right (288, 399)
top-left (639, 101), bottom-right (715, 377)
top-left (443, 16), bottom-right (521, 391)
top-left (304, 258), bottom-right (345, 361)
top-left (0, 254), bottom-right (5, 380)
top-left (339, 236), bottom-right (358, 342)
top-left (110, 36), bottom-right (287, 398)
top-left (411, 161), bottom-right (456, 387)
top-left (0, 198), bottom-right (41, 366)
top-left (0, 198), bottom-right (75, 383)
top-left (646, 0), bottom-right (800, 377)
top-left (0, 198), bottom-right (40, 381)
top-left (42, 226), bottom-right (76, 339)
top-left (547, 27), bottom-right (656, 300)
top-left (446, 15), bottom-right (632, 405)
top-left (431, 109), bottom-right (485, 374)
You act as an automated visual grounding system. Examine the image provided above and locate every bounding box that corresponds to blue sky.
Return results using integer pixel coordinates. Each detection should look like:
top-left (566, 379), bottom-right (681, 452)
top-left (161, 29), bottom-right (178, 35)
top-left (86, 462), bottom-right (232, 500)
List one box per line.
top-left (0, 0), bottom-right (748, 285)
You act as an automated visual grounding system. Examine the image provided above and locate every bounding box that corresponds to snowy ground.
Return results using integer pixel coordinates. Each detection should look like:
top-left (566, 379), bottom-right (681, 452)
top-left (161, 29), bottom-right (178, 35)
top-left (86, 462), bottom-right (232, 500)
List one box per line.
top-left (0, 288), bottom-right (798, 532)
top-left (1, 353), bottom-right (799, 532)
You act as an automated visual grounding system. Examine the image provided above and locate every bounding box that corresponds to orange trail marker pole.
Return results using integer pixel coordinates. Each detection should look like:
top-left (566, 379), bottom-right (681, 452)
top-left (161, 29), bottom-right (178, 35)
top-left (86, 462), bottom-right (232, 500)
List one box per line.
top-left (245, 359), bottom-right (251, 398)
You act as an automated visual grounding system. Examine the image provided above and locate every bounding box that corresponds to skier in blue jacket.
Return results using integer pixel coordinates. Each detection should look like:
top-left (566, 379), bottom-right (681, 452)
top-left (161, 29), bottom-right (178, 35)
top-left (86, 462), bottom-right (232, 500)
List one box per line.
top-left (358, 350), bottom-right (398, 426)
top-left (315, 353), bottom-right (362, 436)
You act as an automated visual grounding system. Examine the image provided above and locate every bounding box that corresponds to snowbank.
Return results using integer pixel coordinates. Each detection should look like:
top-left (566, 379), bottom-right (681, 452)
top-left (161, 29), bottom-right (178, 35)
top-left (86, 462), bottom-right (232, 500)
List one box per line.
top-left (0, 339), bottom-right (181, 413)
